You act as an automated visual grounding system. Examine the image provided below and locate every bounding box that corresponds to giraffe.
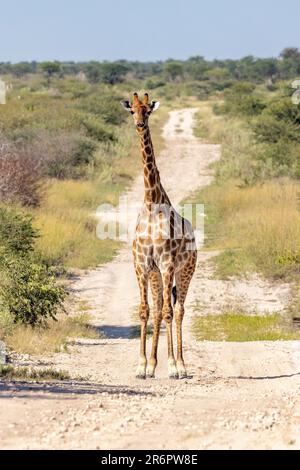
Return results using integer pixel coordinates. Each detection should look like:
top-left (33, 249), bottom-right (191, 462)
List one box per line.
top-left (121, 93), bottom-right (197, 379)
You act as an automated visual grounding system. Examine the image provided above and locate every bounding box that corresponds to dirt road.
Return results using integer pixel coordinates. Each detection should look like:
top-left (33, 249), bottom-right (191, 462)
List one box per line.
top-left (1, 109), bottom-right (300, 450)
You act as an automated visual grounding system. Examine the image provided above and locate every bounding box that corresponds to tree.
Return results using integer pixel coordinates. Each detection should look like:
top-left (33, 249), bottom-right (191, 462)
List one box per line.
top-left (11, 62), bottom-right (33, 78)
top-left (85, 62), bottom-right (102, 83)
top-left (100, 63), bottom-right (129, 85)
top-left (280, 47), bottom-right (300, 60)
top-left (164, 61), bottom-right (184, 82)
top-left (278, 48), bottom-right (300, 78)
top-left (253, 58), bottom-right (278, 82)
top-left (39, 61), bottom-right (61, 86)
top-left (85, 62), bottom-right (128, 84)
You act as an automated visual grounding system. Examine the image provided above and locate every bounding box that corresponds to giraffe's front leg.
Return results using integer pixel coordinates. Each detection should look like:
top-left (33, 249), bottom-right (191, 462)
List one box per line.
top-left (162, 267), bottom-right (178, 379)
top-left (147, 271), bottom-right (163, 378)
top-left (136, 272), bottom-right (149, 379)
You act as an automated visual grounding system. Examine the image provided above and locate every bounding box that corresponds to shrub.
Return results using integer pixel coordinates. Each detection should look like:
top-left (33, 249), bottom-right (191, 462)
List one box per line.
top-left (85, 62), bottom-right (129, 84)
top-left (164, 61), bottom-right (184, 82)
top-left (80, 115), bottom-right (115, 142)
top-left (0, 259), bottom-right (66, 326)
top-left (218, 82), bottom-right (266, 116)
top-left (252, 115), bottom-right (300, 144)
top-left (80, 94), bottom-right (126, 125)
top-left (30, 130), bottom-right (97, 179)
top-left (0, 207), bottom-right (66, 326)
top-left (100, 63), bottom-right (129, 85)
top-left (0, 207), bottom-right (38, 256)
top-left (0, 141), bottom-right (42, 206)
top-left (145, 79), bottom-right (167, 90)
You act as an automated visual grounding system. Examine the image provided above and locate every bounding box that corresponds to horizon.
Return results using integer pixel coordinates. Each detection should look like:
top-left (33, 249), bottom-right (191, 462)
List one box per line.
top-left (1, 48), bottom-right (298, 65)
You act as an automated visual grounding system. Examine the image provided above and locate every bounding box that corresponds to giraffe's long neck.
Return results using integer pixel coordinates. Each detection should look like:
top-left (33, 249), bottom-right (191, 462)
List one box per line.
top-left (139, 127), bottom-right (171, 207)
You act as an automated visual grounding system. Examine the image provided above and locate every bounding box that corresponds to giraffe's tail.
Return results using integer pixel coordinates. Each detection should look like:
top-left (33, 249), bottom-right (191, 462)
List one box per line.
top-left (172, 286), bottom-right (177, 306)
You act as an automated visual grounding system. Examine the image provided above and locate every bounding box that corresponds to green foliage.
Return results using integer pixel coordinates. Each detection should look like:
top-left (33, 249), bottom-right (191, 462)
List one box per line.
top-left (252, 115), bottom-right (300, 144)
top-left (85, 62), bottom-right (129, 84)
top-left (1, 260), bottom-right (66, 326)
top-left (11, 62), bottom-right (34, 77)
top-left (80, 93), bottom-right (126, 125)
top-left (250, 99), bottom-right (300, 175)
top-left (0, 207), bottom-right (38, 256)
top-left (0, 207), bottom-right (66, 326)
top-left (1, 47), bottom-right (300, 86)
top-left (80, 115), bottom-right (115, 142)
top-left (209, 80), bottom-right (300, 181)
top-left (100, 63), bottom-right (129, 85)
top-left (218, 82), bottom-right (266, 116)
top-left (39, 61), bottom-right (61, 76)
top-left (164, 61), bottom-right (184, 81)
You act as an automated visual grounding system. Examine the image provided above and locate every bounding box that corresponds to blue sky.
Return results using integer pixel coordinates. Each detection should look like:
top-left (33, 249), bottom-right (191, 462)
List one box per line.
top-left (1, 0), bottom-right (299, 62)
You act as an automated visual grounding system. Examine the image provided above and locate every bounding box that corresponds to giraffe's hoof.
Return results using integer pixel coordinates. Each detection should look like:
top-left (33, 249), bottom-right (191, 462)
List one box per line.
top-left (178, 370), bottom-right (188, 379)
top-left (168, 372), bottom-right (179, 380)
top-left (136, 372), bottom-right (146, 380)
top-left (146, 369), bottom-right (156, 379)
top-left (177, 363), bottom-right (188, 379)
top-left (168, 360), bottom-right (178, 379)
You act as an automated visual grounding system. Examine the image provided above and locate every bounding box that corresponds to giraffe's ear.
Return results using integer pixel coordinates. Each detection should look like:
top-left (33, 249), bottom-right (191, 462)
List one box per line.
top-left (150, 101), bottom-right (160, 112)
top-left (120, 100), bottom-right (132, 112)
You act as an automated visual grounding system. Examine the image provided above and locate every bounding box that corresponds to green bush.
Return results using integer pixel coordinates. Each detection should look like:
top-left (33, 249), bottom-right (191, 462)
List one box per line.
top-left (0, 207), bottom-right (66, 326)
top-left (252, 115), bottom-right (300, 144)
top-left (0, 207), bottom-right (37, 256)
top-left (218, 82), bottom-right (266, 116)
top-left (80, 115), bottom-right (115, 142)
top-left (1, 259), bottom-right (65, 326)
top-left (80, 94), bottom-right (126, 125)
top-left (264, 98), bottom-right (300, 124)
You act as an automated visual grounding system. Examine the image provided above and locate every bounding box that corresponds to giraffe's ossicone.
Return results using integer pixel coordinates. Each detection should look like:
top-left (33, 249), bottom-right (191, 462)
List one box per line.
top-left (121, 93), bottom-right (197, 379)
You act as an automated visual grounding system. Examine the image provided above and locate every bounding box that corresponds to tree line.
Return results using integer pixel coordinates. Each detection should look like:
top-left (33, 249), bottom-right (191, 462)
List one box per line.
top-left (1, 48), bottom-right (300, 84)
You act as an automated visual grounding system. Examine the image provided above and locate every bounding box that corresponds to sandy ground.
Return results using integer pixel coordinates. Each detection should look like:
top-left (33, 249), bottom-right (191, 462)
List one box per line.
top-left (1, 109), bottom-right (300, 451)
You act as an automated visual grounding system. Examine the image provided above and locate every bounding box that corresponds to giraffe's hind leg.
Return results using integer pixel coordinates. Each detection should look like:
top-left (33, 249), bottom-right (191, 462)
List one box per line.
top-left (175, 252), bottom-right (197, 379)
top-left (147, 271), bottom-right (163, 378)
top-left (161, 265), bottom-right (178, 379)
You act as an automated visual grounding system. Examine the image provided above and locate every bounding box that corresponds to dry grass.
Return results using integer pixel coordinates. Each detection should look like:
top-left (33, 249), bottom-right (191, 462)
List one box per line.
top-left (192, 101), bottom-right (300, 280)
top-left (0, 365), bottom-right (70, 381)
top-left (34, 194), bottom-right (121, 269)
top-left (196, 180), bottom-right (300, 279)
top-left (5, 313), bottom-right (100, 355)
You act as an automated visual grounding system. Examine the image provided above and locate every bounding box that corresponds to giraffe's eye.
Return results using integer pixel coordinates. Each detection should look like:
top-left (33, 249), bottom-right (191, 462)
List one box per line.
top-left (130, 111), bottom-right (134, 115)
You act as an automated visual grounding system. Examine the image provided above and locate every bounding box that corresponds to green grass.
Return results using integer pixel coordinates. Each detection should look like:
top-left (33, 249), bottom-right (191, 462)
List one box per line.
top-left (192, 313), bottom-right (300, 342)
top-left (0, 365), bottom-right (70, 381)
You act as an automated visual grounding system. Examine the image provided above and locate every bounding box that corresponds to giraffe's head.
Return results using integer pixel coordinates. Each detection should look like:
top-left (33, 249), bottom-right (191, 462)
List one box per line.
top-left (121, 93), bottom-right (160, 132)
